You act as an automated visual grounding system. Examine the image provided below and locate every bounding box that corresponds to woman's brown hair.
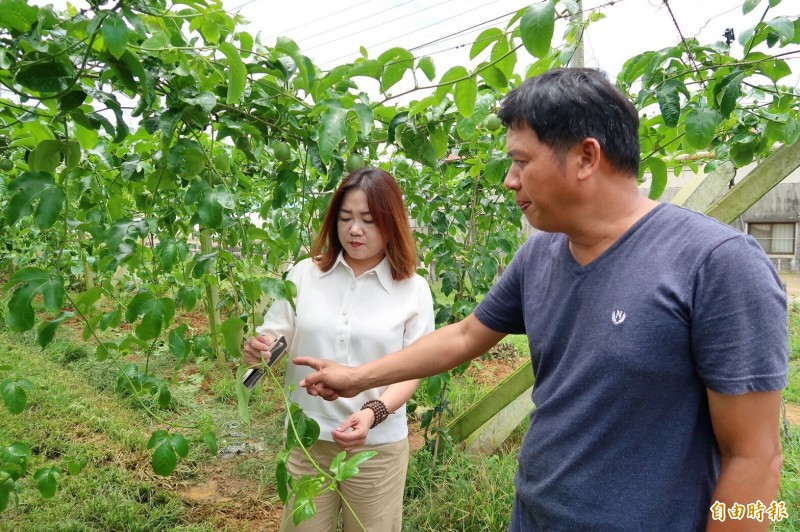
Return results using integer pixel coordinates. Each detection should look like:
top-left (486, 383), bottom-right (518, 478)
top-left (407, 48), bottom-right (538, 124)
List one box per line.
top-left (311, 167), bottom-right (417, 280)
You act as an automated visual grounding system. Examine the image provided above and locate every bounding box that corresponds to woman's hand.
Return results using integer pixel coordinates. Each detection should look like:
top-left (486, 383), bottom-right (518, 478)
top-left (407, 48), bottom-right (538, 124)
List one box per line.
top-left (331, 409), bottom-right (375, 452)
top-left (242, 334), bottom-right (275, 367)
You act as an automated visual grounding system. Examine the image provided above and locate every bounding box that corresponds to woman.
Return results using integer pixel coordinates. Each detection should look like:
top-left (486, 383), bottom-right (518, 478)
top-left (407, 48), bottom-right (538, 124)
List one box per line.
top-left (243, 167), bottom-right (434, 532)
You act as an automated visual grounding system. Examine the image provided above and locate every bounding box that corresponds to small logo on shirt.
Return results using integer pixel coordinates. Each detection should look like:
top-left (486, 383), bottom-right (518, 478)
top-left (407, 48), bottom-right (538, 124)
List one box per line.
top-left (611, 310), bottom-right (626, 325)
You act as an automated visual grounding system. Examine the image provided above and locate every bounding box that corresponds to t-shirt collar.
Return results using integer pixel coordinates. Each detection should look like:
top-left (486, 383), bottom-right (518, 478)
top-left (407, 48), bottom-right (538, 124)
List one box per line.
top-left (322, 251), bottom-right (393, 294)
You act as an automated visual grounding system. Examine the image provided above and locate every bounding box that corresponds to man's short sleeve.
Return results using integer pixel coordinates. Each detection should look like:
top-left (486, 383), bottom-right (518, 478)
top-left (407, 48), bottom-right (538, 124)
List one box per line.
top-left (691, 235), bottom-right (788, 394)
top-left (474, 244), bottom-right (527, 335)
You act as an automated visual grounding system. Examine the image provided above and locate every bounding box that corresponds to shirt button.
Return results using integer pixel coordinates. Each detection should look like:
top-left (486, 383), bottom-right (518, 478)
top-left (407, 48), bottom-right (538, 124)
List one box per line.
top-left (349, 284), bottom-right (356, 291)
top-left (338, 336), bottom-right (345, 342)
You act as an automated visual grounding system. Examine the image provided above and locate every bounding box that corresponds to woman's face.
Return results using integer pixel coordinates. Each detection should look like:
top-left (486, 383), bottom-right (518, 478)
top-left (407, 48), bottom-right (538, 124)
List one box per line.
top-left (337, 189), bottom-right (386, 275)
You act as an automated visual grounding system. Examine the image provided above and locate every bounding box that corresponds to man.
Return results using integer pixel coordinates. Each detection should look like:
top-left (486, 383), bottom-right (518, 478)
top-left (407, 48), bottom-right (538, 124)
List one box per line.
top-left (295, 68), bottom-right (788, 531)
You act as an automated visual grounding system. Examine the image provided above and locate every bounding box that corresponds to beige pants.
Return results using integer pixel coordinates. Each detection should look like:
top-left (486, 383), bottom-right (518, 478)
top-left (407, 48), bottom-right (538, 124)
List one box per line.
top-left (280, 438), bottom-right (409, 532)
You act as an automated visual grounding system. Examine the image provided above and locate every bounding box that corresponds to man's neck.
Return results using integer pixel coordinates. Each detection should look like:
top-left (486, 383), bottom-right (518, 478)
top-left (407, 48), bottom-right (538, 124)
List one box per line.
top-left (566, 186), bottom-right (659, 266)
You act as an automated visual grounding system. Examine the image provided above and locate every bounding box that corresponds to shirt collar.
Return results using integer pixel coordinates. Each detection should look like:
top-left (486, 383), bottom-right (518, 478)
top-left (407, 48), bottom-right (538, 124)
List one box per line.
top-left (321, 251), bottom-right (394, 294)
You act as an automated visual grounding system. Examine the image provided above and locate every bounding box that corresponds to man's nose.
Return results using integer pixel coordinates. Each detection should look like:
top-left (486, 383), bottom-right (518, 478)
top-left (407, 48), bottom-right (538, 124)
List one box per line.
top-left (503, 168), bottom-right (520, 190)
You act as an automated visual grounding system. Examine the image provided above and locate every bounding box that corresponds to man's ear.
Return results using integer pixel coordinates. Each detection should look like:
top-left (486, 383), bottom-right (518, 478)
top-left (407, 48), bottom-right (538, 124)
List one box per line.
top-left (574, 138), bottom-right (601, 182)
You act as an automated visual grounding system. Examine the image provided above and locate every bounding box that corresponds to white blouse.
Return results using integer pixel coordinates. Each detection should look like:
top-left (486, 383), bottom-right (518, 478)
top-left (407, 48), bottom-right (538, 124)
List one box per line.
top-left (256, 253), bottom-right (435, 444)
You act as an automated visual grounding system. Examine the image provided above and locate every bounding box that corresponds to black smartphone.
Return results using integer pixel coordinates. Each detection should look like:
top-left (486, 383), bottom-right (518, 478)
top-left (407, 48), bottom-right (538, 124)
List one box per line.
top-left (242, 335), bottom-right (288, 392)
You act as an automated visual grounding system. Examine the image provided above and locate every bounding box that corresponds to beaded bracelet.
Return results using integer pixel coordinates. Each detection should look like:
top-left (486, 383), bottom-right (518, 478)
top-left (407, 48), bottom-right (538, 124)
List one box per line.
top-left (361, 399), bottom-right (393, 428)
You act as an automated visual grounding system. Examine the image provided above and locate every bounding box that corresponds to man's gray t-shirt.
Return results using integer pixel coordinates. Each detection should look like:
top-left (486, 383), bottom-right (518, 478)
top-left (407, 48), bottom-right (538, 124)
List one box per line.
top-left (474, 203), bottom-right (788, 531)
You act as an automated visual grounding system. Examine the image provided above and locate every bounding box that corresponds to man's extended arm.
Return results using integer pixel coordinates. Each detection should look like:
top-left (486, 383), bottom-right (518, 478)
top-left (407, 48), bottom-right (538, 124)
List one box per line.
top-left (706, 389), bottom-right (784, 531)
top-left (296, 313), bottom-right (507, 400)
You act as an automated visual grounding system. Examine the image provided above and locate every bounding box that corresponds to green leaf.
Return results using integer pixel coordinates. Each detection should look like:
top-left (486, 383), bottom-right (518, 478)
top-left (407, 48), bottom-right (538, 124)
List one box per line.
top-left (125, 292), bottom-right (164, 340)
top-left (170, 434), bottom-right (189, 458)
top-left (429, 127), bottom-right (448, 160)
top-left (37, 311), bottom-right (73, 348)
top-left (218, 42), bottom-right (247, 105)
top-left (318, 104), bottom-right (348, 163)
top-left (454, 77), bottom-right (478, 118)
top-left (67, 455), bottom-right (87, 476)
top-left (684, 107), bottom-right (721, 149)
top-left (655, 80), bottom-right (682, 127)
top-left (490, 37), bottom-right (516, 79)
top-left (102, 13), bottom-right (129, 59)
top-left (336, 451), bottom-right (377, 481)
top-left (3, 442), bottom-right (31, 480)
top-left (203, 430), bottom-right (218, 455)
top-left (147, 430), bottom-right (170, 449)
top-left (156, 384), bottom-right (171, 409)
top-left (351, 103), bottom-right (374, 138)
top-left (221, 316), bottom-right (245, 358)
top-left (433, 66), bottom-right (468, 105)
top-left (169, 325), bottom-right (188, 361)
top-left (1, 378), bottom-right (33, 414)
top-left (785, 117), bottom-right (800, 146)
top-left (743, 0), bottom-right (762, 14)
top-left (644, 157), bottom-right (667, 200)
top-left (5, 171), bottom-right (65, 229)
top-left (292, 477), bottom-right (320, 525)
top-left (470, 28), bottom-right (504, 59)
top-left (5, 268), bottom-right (64, 331)
top-left (197, 191), bottom-right (226, 229)
top-left (417, 56), bottom-right (435, 81)
top-left (328, 451), bottom-right (347, 478)
top-left (348, 59), bottom-right (383, 80)
top-left (730, 142), bottom-right (756, 166)
top-left (15, 61), bottom-right (73, 93)
top-left (520, 1), bottom-right (556, 58)
top-left (151, 443), bottom-right (177, 476)
top-left (767, 17), bottom-right (794, 40)
top-left (33, 467), bottom-right (60, 499)
top-left (378, 47), bottom-right (414, 92)
top-left (0, 0), bottom-right (39, 32)
top-left (713, 71), bottom-right (743, 118)
top-left (155, 239), bottom-right (189, 271)
top-left (276, 455), bottom-right (291, 502)
top-left (0, 490), bottom-right (8, 513)
top-left (477, 64), bottom-right (507, 90)
top-left (29, 140), bottom-right (63, 174)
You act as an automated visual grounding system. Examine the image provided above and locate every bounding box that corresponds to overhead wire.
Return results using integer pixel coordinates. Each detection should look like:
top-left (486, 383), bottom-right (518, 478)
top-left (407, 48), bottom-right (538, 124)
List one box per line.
top-left (304, 0), bottom-right (455, 53)
top-left (263, 0), bottom-right (375, 39)
top-left (320, 0), bottom-right (509, 66)
top-left (291, 0), bottom-right (421, 47)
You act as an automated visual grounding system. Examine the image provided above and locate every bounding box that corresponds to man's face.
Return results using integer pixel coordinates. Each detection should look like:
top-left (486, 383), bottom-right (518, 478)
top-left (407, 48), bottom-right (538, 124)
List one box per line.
top-left (504, 125), bottom-right (573, 232)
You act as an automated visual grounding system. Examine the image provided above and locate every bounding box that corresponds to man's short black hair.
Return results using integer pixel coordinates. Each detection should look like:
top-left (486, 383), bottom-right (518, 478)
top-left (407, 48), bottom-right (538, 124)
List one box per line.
top-left (498, 68), bottom-right (640, 176)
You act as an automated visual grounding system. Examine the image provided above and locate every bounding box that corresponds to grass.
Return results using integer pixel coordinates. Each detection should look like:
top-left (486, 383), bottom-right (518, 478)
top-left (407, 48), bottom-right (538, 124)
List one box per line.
top-left (0, 326), bottom-right (285, 531)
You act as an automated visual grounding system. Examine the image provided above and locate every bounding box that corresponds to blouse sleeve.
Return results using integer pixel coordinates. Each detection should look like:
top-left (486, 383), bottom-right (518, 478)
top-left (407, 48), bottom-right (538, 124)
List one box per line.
top-left (254, 261), bottom-right (304, 346)
top-left (402, 276), bottom-right (436, 347)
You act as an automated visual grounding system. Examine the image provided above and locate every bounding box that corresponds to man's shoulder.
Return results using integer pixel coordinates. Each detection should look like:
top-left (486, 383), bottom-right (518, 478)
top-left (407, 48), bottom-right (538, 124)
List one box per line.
top-left (656, 203), bottom-right (740, 238)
